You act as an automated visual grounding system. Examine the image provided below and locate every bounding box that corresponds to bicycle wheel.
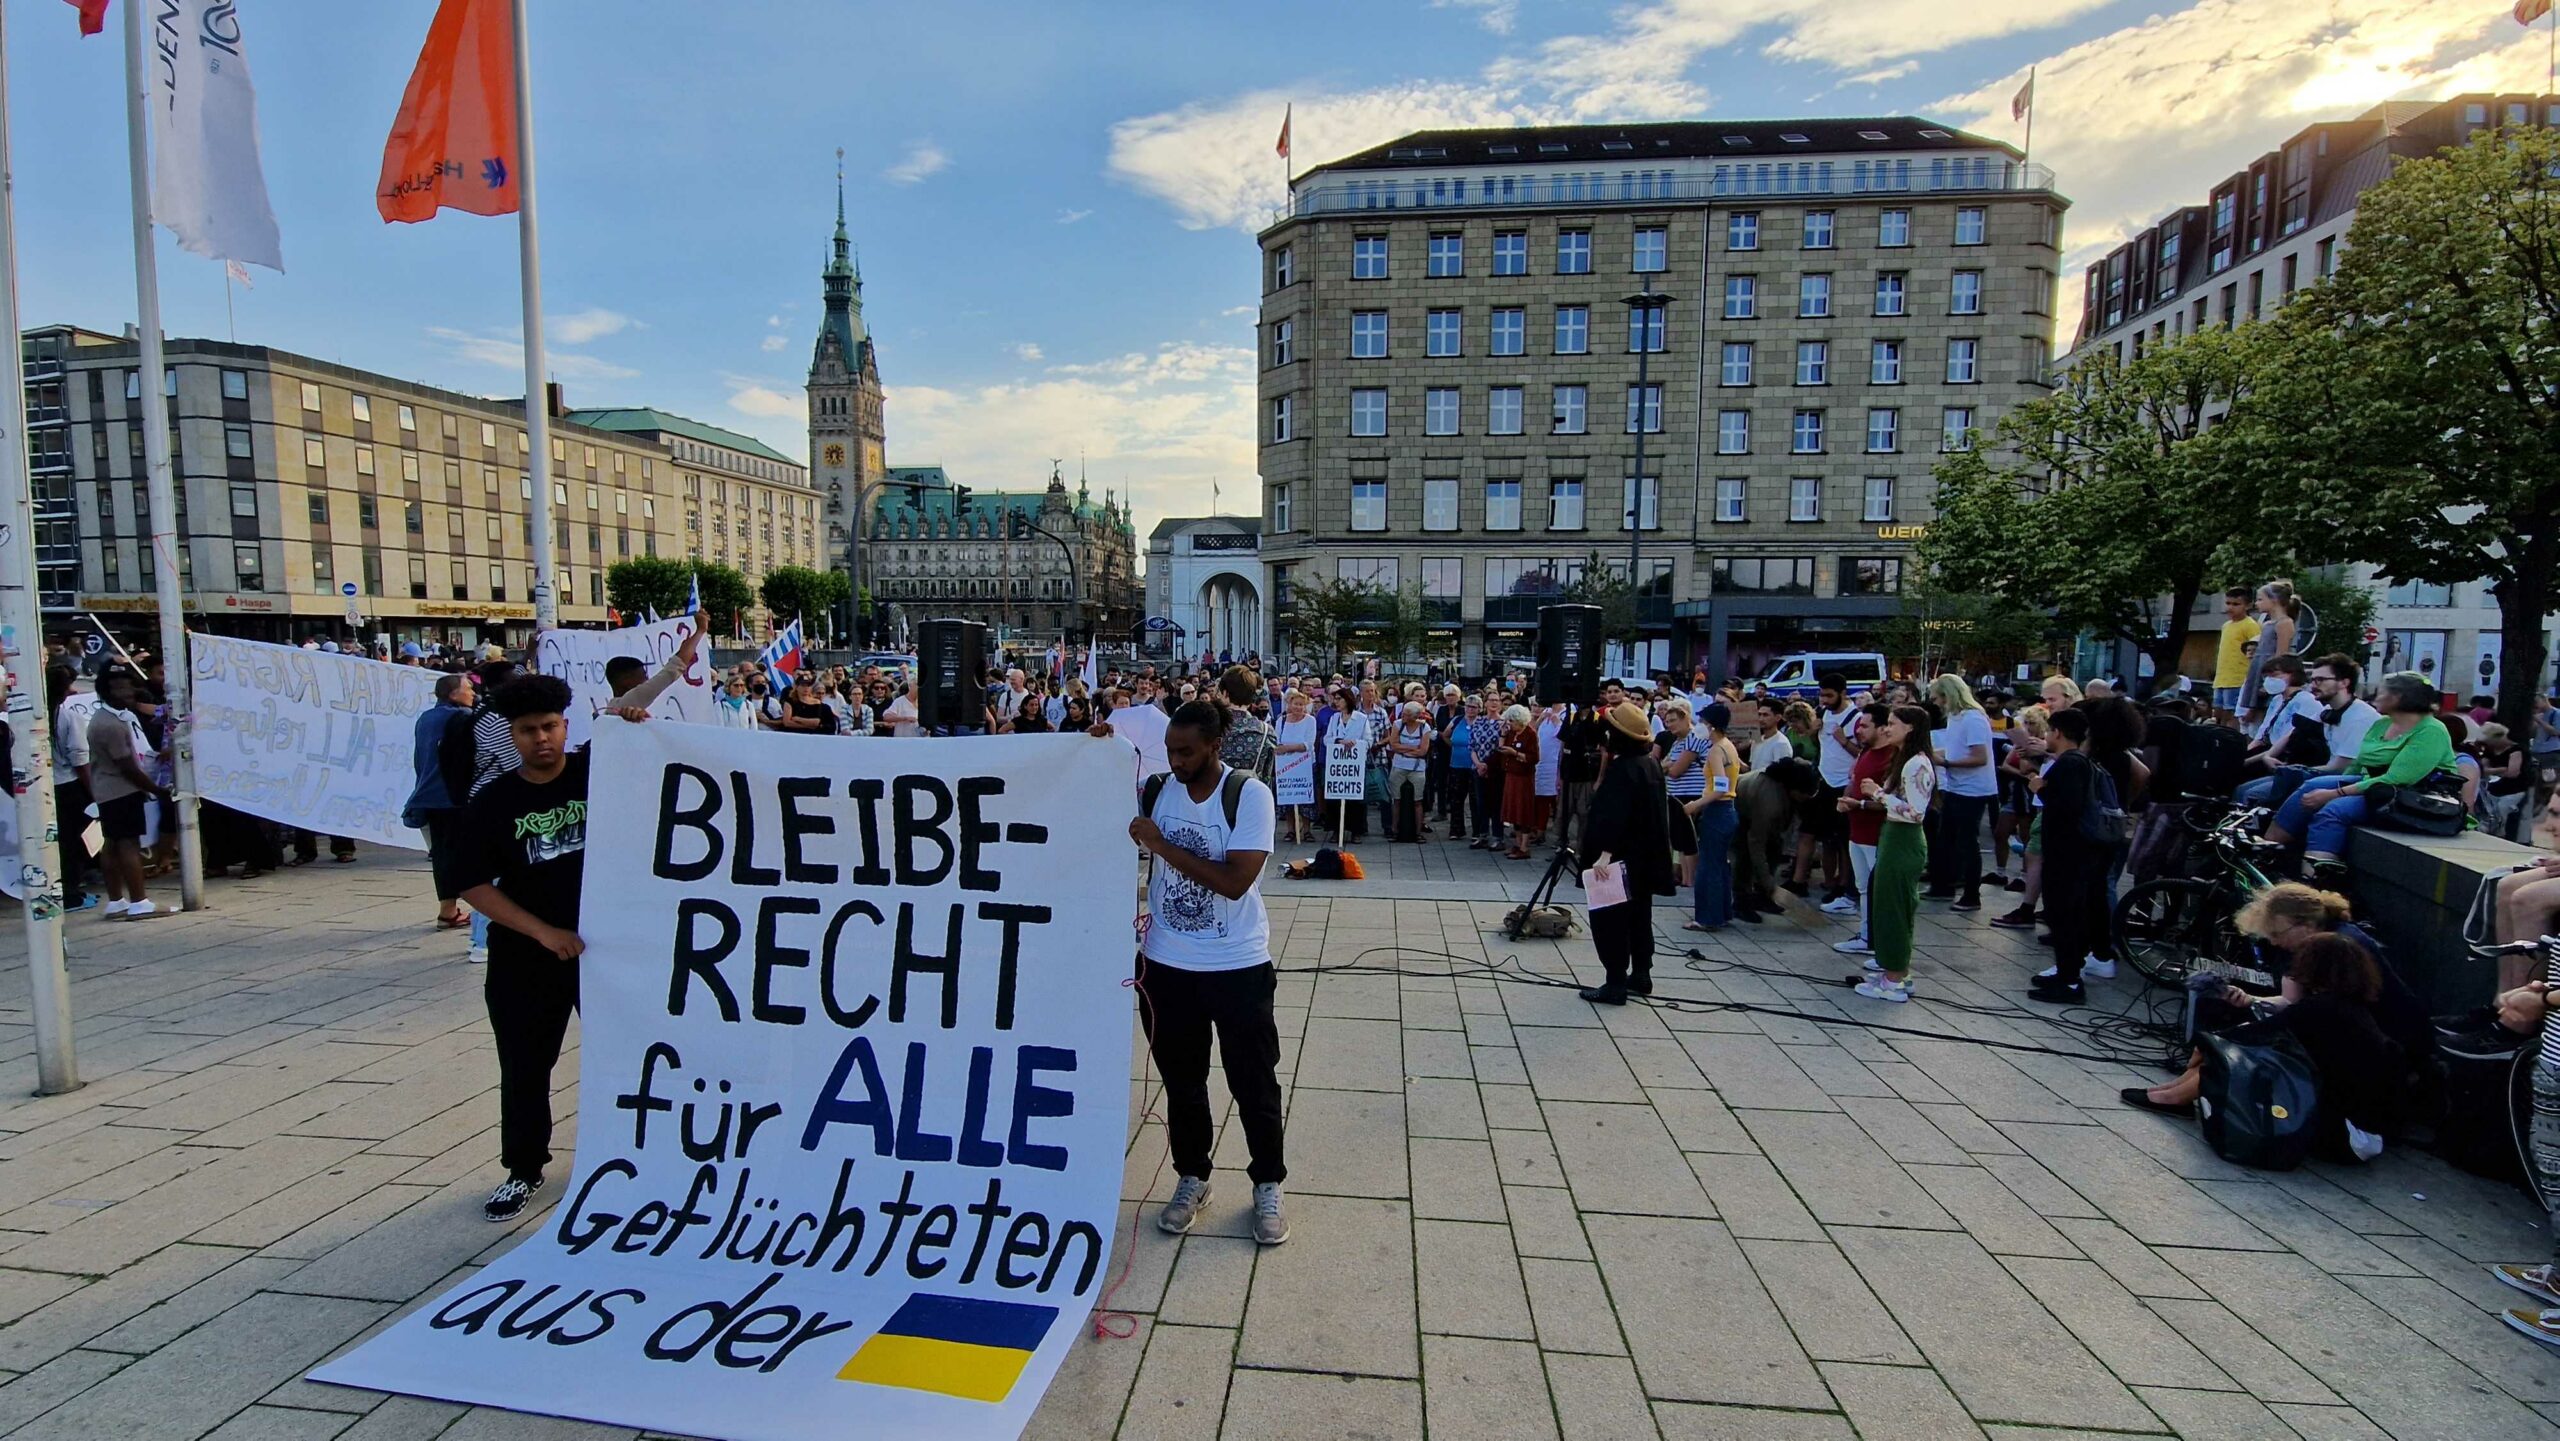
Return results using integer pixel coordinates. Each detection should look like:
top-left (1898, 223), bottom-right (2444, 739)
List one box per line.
top-left (2113, 878), bottom-right (2220, 986)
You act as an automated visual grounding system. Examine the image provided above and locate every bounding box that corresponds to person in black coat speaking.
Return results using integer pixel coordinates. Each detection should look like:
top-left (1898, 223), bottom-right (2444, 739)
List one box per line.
top-left (1579, 702), bottom-right (1679, 1006)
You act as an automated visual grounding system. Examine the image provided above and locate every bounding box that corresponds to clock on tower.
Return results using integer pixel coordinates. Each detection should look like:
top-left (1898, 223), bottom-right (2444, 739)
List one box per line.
top-left (824, 442), bottom-right (847, 466)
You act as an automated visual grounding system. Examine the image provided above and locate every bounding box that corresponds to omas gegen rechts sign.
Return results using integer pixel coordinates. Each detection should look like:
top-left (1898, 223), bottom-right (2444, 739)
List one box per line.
top-left (315, 725), bottom-right (1139, 1441)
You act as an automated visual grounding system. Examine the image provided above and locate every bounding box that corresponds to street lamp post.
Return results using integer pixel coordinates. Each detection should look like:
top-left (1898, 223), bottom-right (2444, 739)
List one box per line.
top-left (1624, 284), bottom-right (1673, 664)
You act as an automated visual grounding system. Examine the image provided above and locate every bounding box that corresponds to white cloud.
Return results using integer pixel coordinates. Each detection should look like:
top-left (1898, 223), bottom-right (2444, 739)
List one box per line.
top-left (1219, 304), bottom-right (1258, 318)
top-left (1432, 0), bottom-right (1517, 35)
top-left (885, 141), bottom-right (949, 184)
top-left (550, 307), bottom-right (635, 345)
top-left (427, 326), bottom-right (636, 382)
top-left (760, 334), bottom-right (790, 353)
top-left (1837, 60), bottom-right (1921, 88)
top-left (1109, 0), bottom-right (2103, 231)
top-left (1930, 0), bottom-right (2530, 343)
top-left (766, 314), bottom-right (783, 327)
top-left (724, 379), bottom-right (802, 420)
top-left (1009, 342), bottom-right (1045, 362)
top-left (1055, 207), bottom-right (1093, 225)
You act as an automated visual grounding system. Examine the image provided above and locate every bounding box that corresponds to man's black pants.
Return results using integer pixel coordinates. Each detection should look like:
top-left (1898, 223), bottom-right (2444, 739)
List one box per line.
top-left (486, 951), bottom-right (580, 1180)
top-left (53, 781), bottom-right (88, 907)
top-left (1590, 900), bottom-right (1655, 989)
top-left (1138, 958), bottom-right (1287, 1185)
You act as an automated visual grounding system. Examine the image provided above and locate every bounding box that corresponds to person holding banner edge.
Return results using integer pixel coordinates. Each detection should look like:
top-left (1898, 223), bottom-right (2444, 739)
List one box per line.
top-left (1095, 698), bottom-right (1292, 1245)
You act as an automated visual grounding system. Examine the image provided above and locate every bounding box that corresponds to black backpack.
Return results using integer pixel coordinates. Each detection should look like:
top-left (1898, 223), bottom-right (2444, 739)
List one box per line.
top-left (1142, 768), bottom-right (1251, 830)
top-left (2197, 1029), bottom-right (2322, 1171)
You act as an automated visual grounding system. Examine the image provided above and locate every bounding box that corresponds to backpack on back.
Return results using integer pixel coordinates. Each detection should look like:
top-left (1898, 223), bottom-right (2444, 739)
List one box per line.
top-left (1141, 768), bottom-right (1250, 831)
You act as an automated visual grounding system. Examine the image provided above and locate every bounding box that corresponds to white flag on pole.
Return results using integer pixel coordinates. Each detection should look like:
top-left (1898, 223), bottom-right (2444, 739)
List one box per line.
top-left (150, 0), bottom-right (285, 272)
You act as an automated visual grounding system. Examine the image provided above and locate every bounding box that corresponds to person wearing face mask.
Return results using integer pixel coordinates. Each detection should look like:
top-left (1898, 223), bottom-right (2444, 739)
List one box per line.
top-left (2236, 654), bottom-right (2376, 812)
top-left (2239, 656), bottom-right (2322, 773)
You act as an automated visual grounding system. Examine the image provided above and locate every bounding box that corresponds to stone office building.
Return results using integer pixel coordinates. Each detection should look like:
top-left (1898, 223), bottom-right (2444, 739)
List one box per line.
top-left (1255, 118), bottom-right (2067, 679)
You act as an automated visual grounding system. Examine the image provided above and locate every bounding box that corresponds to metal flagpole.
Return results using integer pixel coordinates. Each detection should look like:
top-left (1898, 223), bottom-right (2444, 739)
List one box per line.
top-left (511, 0), bottom-right (556, 634)
top-left (121, 0), bottom-right (203, 910)
top-left (0, 3), bottom-right (77, 1093)
top-left (2021, 66), bottom-right (2036, 171)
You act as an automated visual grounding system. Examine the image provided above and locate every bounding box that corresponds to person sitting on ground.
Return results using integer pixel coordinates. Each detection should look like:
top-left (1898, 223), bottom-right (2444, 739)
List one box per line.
top-left (2264, 671), bottom-right (2461, 865)
top-left (2205, 883), bottom-right (2433, 1065)
top-left (2122, 933), bottom-right (2403, 1162)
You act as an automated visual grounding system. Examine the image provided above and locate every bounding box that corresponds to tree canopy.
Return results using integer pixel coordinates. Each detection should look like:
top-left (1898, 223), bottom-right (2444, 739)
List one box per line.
top-left (758, 566), bottom-right (852, 640)
top-left (604, 558), bottom-right (753, 636)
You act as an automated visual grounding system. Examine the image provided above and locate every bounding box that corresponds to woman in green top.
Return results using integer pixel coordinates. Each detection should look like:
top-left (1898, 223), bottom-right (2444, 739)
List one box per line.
top-left (2266, 671), bottom-right (2461, 862)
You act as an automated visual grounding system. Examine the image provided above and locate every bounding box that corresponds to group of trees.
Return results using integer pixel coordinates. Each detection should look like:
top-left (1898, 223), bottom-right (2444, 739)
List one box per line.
top-left (1918, 125), bottom-right (2560, 725)
top-left (602, 559), bottom-right (856, 643)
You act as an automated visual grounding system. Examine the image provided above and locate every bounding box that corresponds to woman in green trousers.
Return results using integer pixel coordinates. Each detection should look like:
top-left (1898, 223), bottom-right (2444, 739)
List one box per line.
top-left (1855, 705), bottom-right (1937, 1004)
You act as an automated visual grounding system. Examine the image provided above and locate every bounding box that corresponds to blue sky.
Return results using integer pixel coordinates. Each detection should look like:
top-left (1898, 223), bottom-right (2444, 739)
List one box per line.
top-left (6, 0), bottom-right (2538, 531)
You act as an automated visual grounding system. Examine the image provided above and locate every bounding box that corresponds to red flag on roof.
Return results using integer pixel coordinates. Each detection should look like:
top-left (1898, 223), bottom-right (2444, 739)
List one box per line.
top-left (63, 0), bottom-right (109, 35)
top-left (377, 0), bottom-right (520, 223)
top-left (1276, 104), bottom-right (1291, 160)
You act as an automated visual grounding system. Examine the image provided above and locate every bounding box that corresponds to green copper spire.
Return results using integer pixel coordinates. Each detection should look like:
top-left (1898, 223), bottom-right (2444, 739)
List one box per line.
top-left (816, 148), bottom-right (867, 366)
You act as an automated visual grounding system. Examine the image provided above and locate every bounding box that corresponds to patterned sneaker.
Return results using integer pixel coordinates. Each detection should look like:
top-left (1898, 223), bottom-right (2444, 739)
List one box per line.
top-left (1252, 1182), bottom-right (1290, 1245)
top-left (2495, 1264), bottom-right (2560, 1307)
top-left (481, 1173), bottom-right (545, 1223)
top-left (1157, 1175), bottom-right (1211, 1235)
top-left (2504, 1307), bottom-right (2560, 1352)
top-left (1854, 976), bottom-right (1912, 1004)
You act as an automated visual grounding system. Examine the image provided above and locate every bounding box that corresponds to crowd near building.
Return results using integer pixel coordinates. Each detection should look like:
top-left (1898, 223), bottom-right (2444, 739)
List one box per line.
top-left (1255, 117), bottom-right (2062, 679)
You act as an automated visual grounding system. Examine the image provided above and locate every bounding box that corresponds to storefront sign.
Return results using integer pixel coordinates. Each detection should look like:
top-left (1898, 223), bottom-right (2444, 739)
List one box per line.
top-left (311, 724), bottom-right (1138, 1441)
top-left (420, 601), bottom-right (537, 620)
top-left (1873, 525), bottom-right (1929, 541)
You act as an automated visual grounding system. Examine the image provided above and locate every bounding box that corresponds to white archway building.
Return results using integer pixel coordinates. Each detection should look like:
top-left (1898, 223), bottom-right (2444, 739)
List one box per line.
top-left (1144, 517), bottom-right (1264, 662)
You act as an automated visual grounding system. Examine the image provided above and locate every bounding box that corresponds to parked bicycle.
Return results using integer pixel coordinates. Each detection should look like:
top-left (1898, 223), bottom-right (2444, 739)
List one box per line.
top-left (2112, 804), bottom-right (2284, 986)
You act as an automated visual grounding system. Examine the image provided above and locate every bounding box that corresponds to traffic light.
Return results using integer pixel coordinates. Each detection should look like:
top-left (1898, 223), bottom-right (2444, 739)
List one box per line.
top-left (953, 484), bottom-right (973, 509)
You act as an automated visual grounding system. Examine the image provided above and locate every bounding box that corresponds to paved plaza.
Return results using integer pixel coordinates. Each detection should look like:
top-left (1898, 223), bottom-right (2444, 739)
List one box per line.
top-left (0, 839), bottom-right (2552, 1439)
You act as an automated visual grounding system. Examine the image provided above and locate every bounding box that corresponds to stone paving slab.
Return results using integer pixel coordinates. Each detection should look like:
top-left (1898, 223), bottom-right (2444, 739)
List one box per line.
top-left (0, 841), bottom-right (2553, 1438)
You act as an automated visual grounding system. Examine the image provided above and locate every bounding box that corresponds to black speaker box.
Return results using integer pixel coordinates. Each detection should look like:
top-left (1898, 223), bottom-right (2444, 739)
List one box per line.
top-left (1536, 604), bottom-right (1603, 704)
top-left (917, 618), bottom-right (988, 731)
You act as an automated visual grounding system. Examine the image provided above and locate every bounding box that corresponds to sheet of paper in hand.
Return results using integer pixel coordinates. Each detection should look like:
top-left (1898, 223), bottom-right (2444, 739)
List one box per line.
top-left (310, 724), bottom-right (1140, 1441)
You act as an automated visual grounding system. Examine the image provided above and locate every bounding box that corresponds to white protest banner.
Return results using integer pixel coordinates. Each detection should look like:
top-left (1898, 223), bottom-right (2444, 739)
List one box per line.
top-left (536, 617), bottom-right (716, 746)
top-left (313, 724), bottom-right (1140, 1440)
top-left (188, 633), bottom-right (432, 849)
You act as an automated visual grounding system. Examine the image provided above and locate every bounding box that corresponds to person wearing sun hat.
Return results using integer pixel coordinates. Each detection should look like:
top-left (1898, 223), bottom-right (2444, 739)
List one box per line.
top-left (1577, 701), bottom-right (1677, 1006)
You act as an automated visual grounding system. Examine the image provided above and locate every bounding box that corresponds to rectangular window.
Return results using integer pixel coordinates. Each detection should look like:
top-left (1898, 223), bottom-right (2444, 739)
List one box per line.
top-left (307, 493), bottom-right (327, 525)
top-left (1796, 341), bottom-right (1829, 385)
top-left (1947, 338), bottom-right (1979, 384)
top-left (448, 510), bottom-right (463, 538)
top-left (1423, 476), bottom-right (1459, 531)
top-left (1841, 557), bottom-right (1904, 596)
top-left (1488, 386), bottom-right (1524, 435)
top-left (2383, 578), bottom-right (2454, 607)
top-left (1350, 478), bottom-right (1387, 531)
top-left (358, 494), bottom-right (379, 529)
top-left (1871, 340), bottom-right (1903, 384)
top-left (1270, 245), bottom-right (1294, 289)
top-left (1270, 319), bottom-right (1294, 367)
top-left (1866, 408), bottom-right (1899, 453)
top-left (481, 420), bottom-right (497, 447)
top-left (1271, 483), bottom-right (1292, 534)
top-left (1632, 226), bottom-right (1667, 272)
top-left (1548, 476), bottom-right (1585, 530)
top-left (1714, 477), bottom-right (1747, 523)
top-left (1552, 385), bottom-right (1587, 434)
top-left (1723, 275), bottom-right (1757, 319)
top-left (1792, 410), bottom-right (1825, 454)
top-left (300, 381), bottom-right (322, 412)
top-left (1492, 230), bottom-right (1527, 275)
top-left (308, 545), bottom-right (330, 586)
top-left (228, 481), bottom-right (257, 518)
top-left (1352, 235), bottom-right (1389, 279)
top-left (1862, 476), bottom-right (1896, 521)
top-left (1624, 384), bottom-right (1662, 434)
top-left (399, 403), bottom-right (417, 431)
top-left (1875, 271), bottom-right (1907, 316)
top-left (1426, 309), bottom-right (1463, 357)
top-left (1720, 342), bottom-right (1753, 386)
top-left (1951, 270), bottom-right (1983, 315)
top-left (1942, 407), bottom-right (1976, 451)
top-left (408, 555), bottom-right (429, 599)
top-left (1727, 212), bottom-right (1759, 250)
top-left (1622, 472), bottom-right (1659, 531)
top-left (355, 445), bottom-right (375, 476)
top-left (1717, 410), bottom-right (1750, 454)
top-left (1426, 388), bottom-right (1461, 435)
top-left (303, 436), bottom-right (325, 469)
top-left (1556, 228), bottom-right (1592, 274)
top-left (1428, 232), bottom-right (1464, 277)
top-left (1351, 310), bottom-right (1389, 358)
top-left (1490, 307), bottom-right (1525, 355)
top-left (1798, 274), bottom-right (1831, 318)
top-left (1351, 388), bottom-right (1388, 436)
top-left (1485, 478), bottom-right (1523, 531)
top-left (1789, 476), bottom-right (1821, 522)
top-left (224, 425), bottom-right (252, 460)
top-left (1554, 306), bottom-right (1589, 354)
top-left (1271, 395), bottom-right (1295, 443)
top-left (1627, 303), bottom-right (1666, 353)
top-left (1954, 207), bottom-right (1987, 245)
top-left (2316, 237), bottom-right (2336, 276)
top-left (213, 368), bottom-right (248, 402)
top-left (405, 501), bottom-right (424, 534)
top-left (402, 453), bottom-right (420, 483)
top-left (1879, 209), bottom-right (1911, 247)
top-left (1803, 210), bottom-right (1835, 249)
top-left (451, 559), bottom-right (469, 597)
top-left (234, 542), bottom-right (264, 590)
top-left (350, 393), bottom-right (372, 423)
top-left (486, 514), bottom-right (502, 541)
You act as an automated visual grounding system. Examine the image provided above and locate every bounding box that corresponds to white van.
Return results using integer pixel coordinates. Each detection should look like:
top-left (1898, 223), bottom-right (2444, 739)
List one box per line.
top-left (1746, 652), bottom-right (1888, 700)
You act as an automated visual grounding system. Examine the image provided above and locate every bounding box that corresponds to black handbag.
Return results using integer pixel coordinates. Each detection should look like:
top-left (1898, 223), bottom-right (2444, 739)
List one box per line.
top-left (2365, 772), bottom-right (2468, 837)
top-left (2196, 1030), bottom-right (2322, 1171)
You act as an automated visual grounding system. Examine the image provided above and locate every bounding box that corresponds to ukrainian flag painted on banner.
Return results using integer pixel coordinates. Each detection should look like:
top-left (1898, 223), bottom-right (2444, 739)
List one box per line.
top-left (838, 1294), bottom-right (1060, 1404)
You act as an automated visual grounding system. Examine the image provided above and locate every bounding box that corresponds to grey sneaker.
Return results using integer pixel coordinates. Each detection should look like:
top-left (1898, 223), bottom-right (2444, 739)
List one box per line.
top-left (1157, 1175), bottom-right (1211, 1235)
top-left (1252, 1181), bottom-right (1289, 1245)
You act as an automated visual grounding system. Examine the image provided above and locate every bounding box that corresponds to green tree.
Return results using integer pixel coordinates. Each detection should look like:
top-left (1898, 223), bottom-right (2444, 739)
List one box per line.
top-left (759, 566), bottom-right (852, 640)
top-left (608, 559), bottom-right (753, 636)
top-left (1561, 551), bottom-right (1636, 643)
top-left (1875, 585), bottom-right (2057, 678)
top-left (2242, 124), bottom-right (2560, 726)
top-left (1918, 326), bottom-right (2290, 681)
top-left (1280, 575), bottom-right (1392, 669)
top-left (2290, 570), bottom-right (2378, 668)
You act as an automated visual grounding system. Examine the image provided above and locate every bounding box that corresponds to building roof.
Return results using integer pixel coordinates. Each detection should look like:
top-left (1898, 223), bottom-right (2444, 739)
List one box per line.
top-left (871, 468), bottom-right (1134, 538)
top-left (560, 407), bottom-right (799, 468)
top-left (1304, 117), bottom-right (2017, 180)
top-left (1148, 515), bottom-right (1262, 543)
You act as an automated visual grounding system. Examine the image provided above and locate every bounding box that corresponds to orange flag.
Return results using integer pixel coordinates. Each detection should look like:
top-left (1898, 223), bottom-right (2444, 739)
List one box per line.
top-left (376, 0), bottom-right (519, 223)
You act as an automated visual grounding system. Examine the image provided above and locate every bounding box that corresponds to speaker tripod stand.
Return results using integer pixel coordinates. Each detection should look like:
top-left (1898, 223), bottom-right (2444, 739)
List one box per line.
top-left (1502, 841), bottom-right (1581, 941)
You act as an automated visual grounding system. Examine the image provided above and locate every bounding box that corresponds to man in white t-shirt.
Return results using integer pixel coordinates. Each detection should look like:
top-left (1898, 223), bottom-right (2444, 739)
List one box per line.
top-left (1121, 700), bottom-right (1290, 1247)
